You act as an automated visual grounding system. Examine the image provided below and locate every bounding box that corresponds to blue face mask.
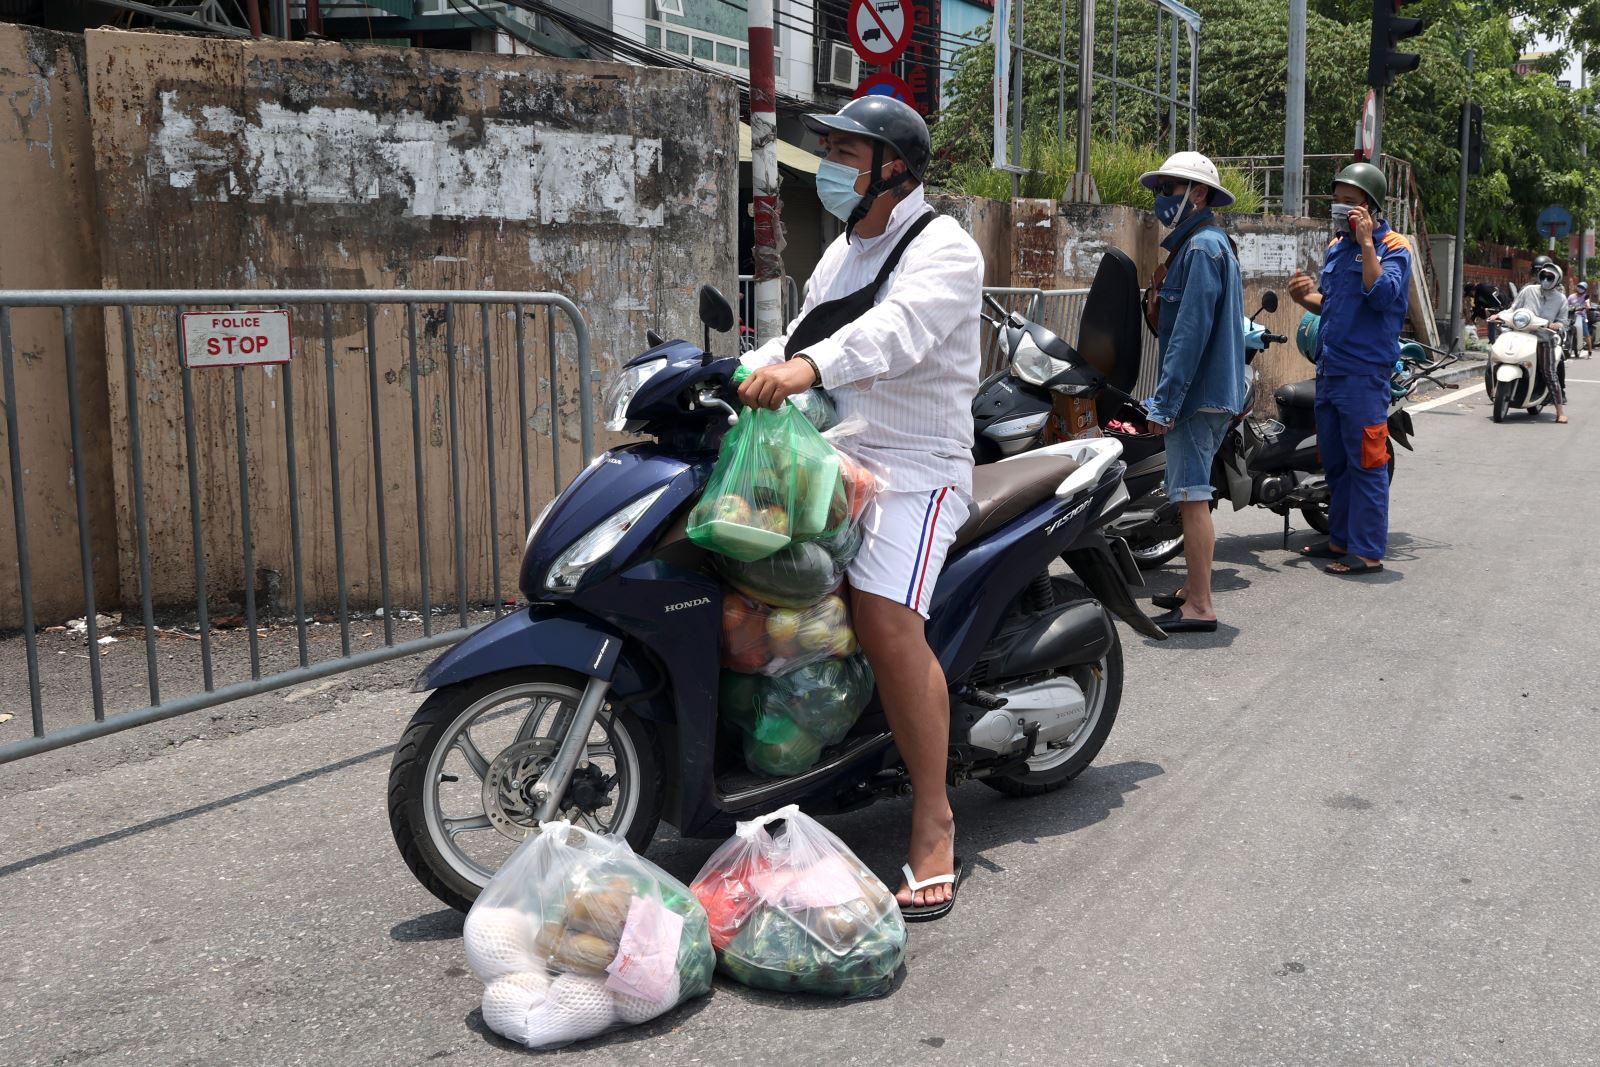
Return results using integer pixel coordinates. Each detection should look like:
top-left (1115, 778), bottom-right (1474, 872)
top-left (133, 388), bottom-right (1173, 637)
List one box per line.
top-left (1154, 191), bottom-right (1192, 228)
top-left (816, 159), bottom-right (867, 221)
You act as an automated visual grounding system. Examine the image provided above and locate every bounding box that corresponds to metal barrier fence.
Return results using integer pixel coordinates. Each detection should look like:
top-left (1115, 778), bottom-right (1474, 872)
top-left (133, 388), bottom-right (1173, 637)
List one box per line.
top-left (736, 275), bottom-right (802, 349)
top-left (981, 286), bottom-right (1162, 397)
top-left (0, 289), bottom-right (590, 765)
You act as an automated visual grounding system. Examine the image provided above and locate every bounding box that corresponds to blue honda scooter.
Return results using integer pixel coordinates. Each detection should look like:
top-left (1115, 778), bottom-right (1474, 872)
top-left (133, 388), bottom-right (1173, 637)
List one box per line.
top-left (389, 287), bottom-right (1161, 912)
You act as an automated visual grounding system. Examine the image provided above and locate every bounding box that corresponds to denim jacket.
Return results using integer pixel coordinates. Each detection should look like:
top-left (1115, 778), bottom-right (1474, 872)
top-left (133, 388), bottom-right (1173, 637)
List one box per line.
top-left (1148, 209), bottom-right (1248, 425)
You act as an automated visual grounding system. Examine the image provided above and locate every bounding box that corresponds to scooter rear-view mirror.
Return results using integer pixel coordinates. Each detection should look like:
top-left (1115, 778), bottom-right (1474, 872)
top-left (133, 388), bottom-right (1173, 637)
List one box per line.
top-left (1260, 290), bottom-right (1280, 314)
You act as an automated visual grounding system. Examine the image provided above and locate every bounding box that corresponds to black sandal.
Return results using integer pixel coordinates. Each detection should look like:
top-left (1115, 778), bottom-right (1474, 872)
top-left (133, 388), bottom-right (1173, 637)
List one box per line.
top-left (1300, 541), bottom-right (1345, 560)
top-left (1153, 607), bottom-right (1219, 633)
top-left (1151, 593), bottom-right (1186, 610)
top-left (1325, 556), bottom-right (1384, 576)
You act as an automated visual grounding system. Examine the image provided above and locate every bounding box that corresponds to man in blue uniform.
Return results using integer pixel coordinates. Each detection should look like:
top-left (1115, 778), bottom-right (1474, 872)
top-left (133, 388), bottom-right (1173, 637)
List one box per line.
top-left (1287, 162), bottom-right (1412, 576)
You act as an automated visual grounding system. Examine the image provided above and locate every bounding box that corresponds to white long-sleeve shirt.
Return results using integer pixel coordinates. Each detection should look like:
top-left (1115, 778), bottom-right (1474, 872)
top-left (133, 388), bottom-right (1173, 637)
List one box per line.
top-left (743, 187), bottom-right (985, 495)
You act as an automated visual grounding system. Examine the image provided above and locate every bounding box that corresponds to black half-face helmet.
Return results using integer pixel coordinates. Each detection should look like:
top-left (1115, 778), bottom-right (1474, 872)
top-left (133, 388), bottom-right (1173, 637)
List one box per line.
top-left (803, 96), bottom-right (931, 231)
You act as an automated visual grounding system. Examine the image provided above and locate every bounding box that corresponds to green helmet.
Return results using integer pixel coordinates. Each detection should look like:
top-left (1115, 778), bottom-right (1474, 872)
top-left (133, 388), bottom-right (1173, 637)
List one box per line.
top-left (1332, 162), bottom-right (1388, 211)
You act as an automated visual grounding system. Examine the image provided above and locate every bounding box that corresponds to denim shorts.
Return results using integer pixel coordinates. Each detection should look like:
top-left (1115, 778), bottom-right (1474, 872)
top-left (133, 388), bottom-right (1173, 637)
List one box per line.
top-left (1163, 411), bottom-right (1233, 502)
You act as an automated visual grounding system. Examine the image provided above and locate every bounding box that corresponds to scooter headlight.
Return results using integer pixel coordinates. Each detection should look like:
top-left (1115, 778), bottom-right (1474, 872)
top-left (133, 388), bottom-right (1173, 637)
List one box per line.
top-left (1511, 308), bottom-right (1534, 331)
top-left (1011, 338), bottom-right (1071, 387)
top-left (603, 358), bottom-right (669, 432)
top-left (545, 485), bottom-right (669, 593)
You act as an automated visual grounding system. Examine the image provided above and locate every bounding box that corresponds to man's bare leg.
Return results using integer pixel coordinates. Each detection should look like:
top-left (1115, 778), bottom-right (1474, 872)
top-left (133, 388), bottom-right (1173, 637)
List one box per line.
top-left (1176, 500), bottom-right (1217, 621)
top-left (850, 588), bottom-right (955, 909)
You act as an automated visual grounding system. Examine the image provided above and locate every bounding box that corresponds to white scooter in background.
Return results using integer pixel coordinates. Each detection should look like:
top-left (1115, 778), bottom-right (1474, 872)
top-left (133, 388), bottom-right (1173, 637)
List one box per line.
top-left (1487, 307), bottom-right (1566, 423)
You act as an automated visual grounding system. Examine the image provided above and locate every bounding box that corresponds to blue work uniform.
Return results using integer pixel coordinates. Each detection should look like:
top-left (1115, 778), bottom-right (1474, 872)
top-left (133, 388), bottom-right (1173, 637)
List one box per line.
top-left (1315, 223), bottom-right (1413, 560)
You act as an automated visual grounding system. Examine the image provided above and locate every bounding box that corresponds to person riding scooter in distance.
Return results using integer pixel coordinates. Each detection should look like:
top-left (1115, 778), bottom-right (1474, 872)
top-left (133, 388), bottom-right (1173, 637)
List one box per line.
top-left (1491, 256), bottom-right (1570, 424)
top-left (737, 97), bottom-right (985, 921)
top-left (1287, 162), bottom-right (1412, 577)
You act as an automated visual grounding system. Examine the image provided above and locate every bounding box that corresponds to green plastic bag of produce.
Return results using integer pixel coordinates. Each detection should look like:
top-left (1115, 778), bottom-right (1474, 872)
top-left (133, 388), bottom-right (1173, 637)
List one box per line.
top-left (687, 398), bottom-right (841, 562)
top-left (461, 822), bottom-right (715, 1049)
top-left (717, 653), bottom-right (874, 776)
top-left (689, 805), bottom-right (906, 999)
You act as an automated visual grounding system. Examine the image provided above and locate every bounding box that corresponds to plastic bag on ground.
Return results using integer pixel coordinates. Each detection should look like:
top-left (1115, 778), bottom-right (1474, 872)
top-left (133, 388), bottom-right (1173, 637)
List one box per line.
top-left (689, 805), bottom-right (905, 998)
top-left (718, 654), bottom-right (875, 777)
top-left (462, 822), bottom-right (715, 1050)
top-left (688, 401), bottom-right (841, 562)
top-left (719, 589), bottom-right (857, 676)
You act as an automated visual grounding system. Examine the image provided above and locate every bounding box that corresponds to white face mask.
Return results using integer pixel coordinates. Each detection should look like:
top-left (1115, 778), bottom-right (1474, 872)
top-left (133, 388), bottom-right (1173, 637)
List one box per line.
top-left (1331, 203), bottom-right (1355, 234)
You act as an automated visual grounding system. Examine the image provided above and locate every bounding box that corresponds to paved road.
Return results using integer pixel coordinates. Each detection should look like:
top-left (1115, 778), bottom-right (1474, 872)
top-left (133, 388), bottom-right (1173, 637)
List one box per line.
top-left (3, 377), bottom-right (1598, 1066)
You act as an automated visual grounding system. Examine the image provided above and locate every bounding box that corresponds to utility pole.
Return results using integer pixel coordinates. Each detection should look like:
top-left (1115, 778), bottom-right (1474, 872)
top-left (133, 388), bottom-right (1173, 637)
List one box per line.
top-left (1284, 0), bottom-right (1307, 215)
top-left (1581, 56), bottom-right (1590, 283)
top-left (1450, 49), bottom-right (1473, 352)
top-left (1064, 0), bottom-right (1100, 203)
top-left (748, 0), bottom-right (784, 342)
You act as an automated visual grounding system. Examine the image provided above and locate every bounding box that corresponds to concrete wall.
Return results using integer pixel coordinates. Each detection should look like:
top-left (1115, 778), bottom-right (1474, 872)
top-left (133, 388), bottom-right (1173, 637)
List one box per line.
top-left (69, 28), bottom-right (737, 616)
top-left (0, 25), bottom-right (736, 626)
top-left (0, 25), bottom-right (117, 629)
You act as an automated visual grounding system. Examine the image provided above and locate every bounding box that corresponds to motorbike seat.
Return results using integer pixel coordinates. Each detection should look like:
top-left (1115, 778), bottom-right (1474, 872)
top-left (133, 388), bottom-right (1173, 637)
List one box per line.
top-left (1274, 379), bottom-right (1317, 410)
top-left (953, 454), bottom-right (1080, 549)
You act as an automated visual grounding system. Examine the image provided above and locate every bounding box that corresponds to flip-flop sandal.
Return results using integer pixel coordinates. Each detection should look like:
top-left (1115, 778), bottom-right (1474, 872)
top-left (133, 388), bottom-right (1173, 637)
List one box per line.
top-left (898, 857), bottom-right (967, 923)
top-left (1151, 593), bottom-right (1186, 610)
top-left (1325, 556), bottom-right (1384, 576)
top-left (1153, 607), bottom-right (1219, 633)
top-left (1299, 541), bottom-right (1345, 560)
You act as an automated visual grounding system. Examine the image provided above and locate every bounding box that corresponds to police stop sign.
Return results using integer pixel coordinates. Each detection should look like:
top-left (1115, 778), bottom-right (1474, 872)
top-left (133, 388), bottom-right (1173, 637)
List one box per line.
top-left (182, 309), bottom-right (293, 368)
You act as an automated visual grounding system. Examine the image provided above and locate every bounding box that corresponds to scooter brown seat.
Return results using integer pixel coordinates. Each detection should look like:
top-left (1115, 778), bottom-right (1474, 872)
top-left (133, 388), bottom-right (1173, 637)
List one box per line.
top-left (1274, 379), bottom-right (1317, 410)
top-left (953, 454), bottom-right (1080, 550)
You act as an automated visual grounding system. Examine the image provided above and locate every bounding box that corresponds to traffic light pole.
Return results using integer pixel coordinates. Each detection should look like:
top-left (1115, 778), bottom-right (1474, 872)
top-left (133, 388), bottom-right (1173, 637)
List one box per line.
top-left (1284, 0), bottom-right (1307, 215)
top-left (1451, 49), bottom-right (1474, 352)
top-left (1371, 89), bottom-right (1386, 160)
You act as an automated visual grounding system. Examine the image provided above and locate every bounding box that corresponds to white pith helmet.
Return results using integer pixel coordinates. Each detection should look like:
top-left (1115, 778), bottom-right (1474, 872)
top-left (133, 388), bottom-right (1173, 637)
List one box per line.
top-left (1139, 151), bottom-right (1236, 208)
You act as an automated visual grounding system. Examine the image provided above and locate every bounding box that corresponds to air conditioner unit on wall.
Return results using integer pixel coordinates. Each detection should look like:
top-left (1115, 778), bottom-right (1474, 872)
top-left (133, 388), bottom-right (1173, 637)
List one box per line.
top-left (822, 41), bottom-right (860, 91)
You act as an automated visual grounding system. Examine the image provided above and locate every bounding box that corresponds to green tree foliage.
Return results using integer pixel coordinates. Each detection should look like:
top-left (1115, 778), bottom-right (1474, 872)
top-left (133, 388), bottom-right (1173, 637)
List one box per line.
top-left (929, 0), bottom-right (1600, 248)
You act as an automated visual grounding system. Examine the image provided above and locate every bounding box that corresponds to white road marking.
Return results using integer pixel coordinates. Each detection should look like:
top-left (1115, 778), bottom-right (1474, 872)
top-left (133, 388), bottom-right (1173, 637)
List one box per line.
top-left (1564, 378), bottom-right (1600, 384)
top-left (1409, 382), bottom-right (1484, 413)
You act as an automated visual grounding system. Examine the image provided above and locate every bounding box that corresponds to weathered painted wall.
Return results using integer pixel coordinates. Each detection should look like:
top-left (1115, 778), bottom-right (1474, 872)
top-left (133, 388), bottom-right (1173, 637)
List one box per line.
top-left (85, 28), bottom-right (738, 614)
top-left (0, 24), bottom-right (117, 629)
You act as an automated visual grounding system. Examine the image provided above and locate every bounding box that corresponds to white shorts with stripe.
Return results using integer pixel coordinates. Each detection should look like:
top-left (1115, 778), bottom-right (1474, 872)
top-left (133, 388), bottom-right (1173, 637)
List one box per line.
top-left (846, 487), bottom-right (971, 619)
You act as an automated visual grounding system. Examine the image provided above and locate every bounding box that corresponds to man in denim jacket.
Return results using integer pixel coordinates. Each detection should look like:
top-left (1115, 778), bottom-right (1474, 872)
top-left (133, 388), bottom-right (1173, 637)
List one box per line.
top-left (1138, 152), bottom-right (1247, 633)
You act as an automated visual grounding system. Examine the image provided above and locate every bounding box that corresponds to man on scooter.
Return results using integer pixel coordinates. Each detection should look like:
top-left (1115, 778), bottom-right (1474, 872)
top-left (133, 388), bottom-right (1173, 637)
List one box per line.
top-left (1494, 256), bottom-right (1570, 423)
top-left (1287, 162), bottom-right (1412, 577)
top-left (1136, 152), bottom-right (1247, 633)
top-left (737, 97), bottom-right (985, 921)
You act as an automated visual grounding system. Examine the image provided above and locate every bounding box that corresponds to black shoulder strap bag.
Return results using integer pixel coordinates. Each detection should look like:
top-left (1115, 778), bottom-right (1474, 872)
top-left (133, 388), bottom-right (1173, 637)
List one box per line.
top-left (783, 212), bottom-right (937, 359)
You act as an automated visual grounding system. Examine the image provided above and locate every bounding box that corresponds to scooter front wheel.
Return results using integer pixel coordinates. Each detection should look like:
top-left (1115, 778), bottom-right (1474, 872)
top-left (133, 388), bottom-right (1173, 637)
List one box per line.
top-left (388, 668), bottom-right (663, 912)
top-left (1493, 380), bottom-right (1513, 423)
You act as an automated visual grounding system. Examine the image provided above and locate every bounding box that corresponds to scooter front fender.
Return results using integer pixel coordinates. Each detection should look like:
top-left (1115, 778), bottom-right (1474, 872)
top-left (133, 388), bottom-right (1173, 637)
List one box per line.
top-left (412, 607), bottom-right (624, 693)
top-left (1495, 363), bottom-right (1525, 383)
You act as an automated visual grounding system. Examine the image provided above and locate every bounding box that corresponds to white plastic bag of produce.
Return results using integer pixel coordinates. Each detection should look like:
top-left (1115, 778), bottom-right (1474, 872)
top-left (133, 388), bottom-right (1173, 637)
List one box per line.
top-left (461, 822), bottom-right (715, 1049)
